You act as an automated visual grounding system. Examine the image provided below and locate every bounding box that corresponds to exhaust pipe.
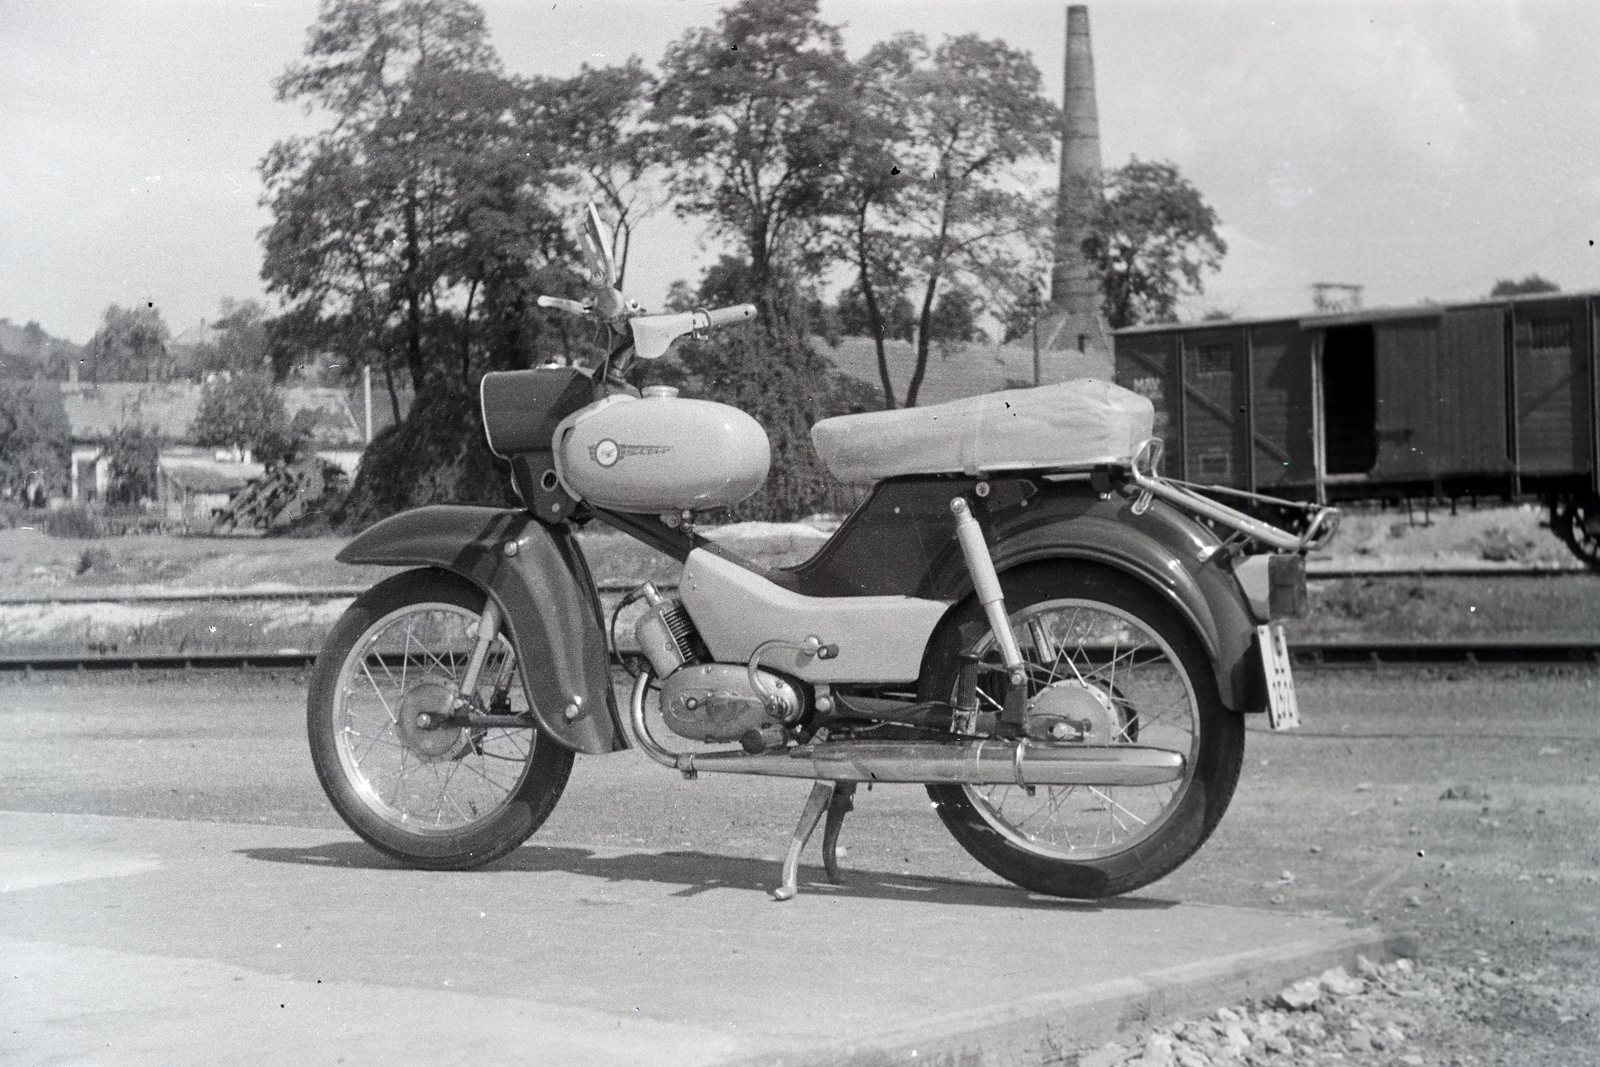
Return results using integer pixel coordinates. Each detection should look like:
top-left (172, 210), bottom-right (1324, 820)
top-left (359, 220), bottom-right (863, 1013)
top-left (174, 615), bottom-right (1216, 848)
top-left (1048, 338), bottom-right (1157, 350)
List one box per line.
top-left (629, 673), bottom-right (1184, 788)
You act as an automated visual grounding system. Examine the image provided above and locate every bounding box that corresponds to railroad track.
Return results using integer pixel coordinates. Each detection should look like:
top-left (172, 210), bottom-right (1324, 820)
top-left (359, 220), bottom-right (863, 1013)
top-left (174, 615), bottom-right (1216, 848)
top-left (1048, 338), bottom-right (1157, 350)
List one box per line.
top-left (0, 561), bottom-right (1592, 608)
top-left (3, 569), bottom-right (1593, 672)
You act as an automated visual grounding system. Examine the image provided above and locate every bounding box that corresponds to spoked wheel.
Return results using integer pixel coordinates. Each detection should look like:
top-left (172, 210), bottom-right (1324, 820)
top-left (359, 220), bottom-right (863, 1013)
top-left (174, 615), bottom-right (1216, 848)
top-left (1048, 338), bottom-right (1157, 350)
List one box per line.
top-left (307, 569), bottom-right (573, 869)
top-left (1550, 496), bottom-right (1600, 571)
top-left (922, 563), bottom-right (1244, 898)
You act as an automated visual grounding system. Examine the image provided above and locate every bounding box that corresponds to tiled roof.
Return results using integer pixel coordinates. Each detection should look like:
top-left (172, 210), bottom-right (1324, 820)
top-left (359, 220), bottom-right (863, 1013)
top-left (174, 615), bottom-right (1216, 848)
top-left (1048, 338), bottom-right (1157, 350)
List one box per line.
top-left (60, 382), bottom-right (200, 441)
top-left (57, 381), bottom-right (373, 446)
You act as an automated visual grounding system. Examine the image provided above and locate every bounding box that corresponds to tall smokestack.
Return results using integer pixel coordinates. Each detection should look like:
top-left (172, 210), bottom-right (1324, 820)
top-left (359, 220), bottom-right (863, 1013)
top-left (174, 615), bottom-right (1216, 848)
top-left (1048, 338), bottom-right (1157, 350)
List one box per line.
top-left (1051, 4), bottom-right (1103, 321)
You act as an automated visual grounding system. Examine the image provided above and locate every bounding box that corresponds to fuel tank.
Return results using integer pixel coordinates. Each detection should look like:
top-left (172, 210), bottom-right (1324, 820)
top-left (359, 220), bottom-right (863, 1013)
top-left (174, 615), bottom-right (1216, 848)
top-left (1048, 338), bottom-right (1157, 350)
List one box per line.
top-left (554, 389), bottom-right (770, 513)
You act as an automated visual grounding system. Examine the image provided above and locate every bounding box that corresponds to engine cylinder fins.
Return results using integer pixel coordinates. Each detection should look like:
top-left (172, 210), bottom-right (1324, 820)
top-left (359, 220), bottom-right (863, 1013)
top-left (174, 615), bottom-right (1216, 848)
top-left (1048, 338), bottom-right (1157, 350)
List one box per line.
top-left (634, 586), bottom-right (703, 678)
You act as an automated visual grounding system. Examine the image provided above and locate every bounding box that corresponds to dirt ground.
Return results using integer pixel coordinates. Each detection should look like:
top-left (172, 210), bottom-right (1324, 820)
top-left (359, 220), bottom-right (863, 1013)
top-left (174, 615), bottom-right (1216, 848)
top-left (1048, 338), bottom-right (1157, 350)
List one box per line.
top-left (1, 665), bottom-right (1595, 1065)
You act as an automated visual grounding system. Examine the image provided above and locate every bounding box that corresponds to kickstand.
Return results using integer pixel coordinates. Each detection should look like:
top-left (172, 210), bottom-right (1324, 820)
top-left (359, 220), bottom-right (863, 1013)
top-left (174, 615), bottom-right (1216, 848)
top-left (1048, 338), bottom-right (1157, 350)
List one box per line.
top-left (773, 781), bottom-right (835, 901)
top-left (821, 781), bottom-right (855, 886)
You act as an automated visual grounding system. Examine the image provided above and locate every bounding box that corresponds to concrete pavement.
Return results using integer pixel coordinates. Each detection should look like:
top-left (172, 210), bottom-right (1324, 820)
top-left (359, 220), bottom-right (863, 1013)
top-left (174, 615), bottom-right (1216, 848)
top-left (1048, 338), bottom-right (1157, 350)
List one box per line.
top-left (3, 810), bottom-right (1386, 1066)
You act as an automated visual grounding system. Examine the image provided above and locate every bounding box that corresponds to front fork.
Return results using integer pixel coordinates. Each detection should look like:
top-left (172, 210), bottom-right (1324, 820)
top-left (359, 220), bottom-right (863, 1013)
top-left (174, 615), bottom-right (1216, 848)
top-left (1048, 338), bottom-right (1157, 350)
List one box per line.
top-left (455, 598), bottom-right (503, 708)
top-left (413, 599), bottom-right (528, 732)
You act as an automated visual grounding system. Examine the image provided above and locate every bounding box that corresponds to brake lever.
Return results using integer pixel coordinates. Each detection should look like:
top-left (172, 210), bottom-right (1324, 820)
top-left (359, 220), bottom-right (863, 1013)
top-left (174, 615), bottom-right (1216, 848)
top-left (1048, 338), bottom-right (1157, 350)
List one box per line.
top-left (536, 295), bottom-right (592, 317)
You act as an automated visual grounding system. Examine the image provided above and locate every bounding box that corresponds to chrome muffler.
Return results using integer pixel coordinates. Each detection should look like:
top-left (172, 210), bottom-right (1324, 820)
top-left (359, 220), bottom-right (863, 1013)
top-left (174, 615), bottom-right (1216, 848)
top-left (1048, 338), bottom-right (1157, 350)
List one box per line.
top-left (629, 673), bottom-right (1183, 788)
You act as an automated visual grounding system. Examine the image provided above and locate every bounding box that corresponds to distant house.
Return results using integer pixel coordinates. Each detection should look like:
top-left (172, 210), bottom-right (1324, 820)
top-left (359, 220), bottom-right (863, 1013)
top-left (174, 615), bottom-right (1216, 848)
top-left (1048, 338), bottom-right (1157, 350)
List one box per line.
top-left (58, 379), bottom-right (391, 525)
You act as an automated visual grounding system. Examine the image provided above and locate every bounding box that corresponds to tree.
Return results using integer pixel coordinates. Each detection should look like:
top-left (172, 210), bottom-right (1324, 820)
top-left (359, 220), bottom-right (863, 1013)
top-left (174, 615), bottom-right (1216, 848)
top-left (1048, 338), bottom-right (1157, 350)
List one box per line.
top-left (183, 299), bottom-right (271, 378)
top-left (999, 279), bottom-right (1046, 345)
top-left (1084, 158), bottom-right (1227, 329)
top-left (816, 33), bottom-right (919, 407)
top-left (927, 286), bottom-right (985, 345)
top-left (262, 0), bottom-right (582, 526)
top-left (0, 380), bottom-right (70, 500)
top-left (84, 304), bottom-right (173, 382)
top-left (261, 0), bottom-right (569, 396)
top-left (1490, 275), bottom-right (1560, 297)
top-left (191, 371), bottom-right (297, 460)
top-left (652, 0), bottom-right (855, 314)
top-left (836, 279), bottom-right (915, 344)
top-left (534, 58), bottom-right (666, 286)
top-left (99, 424), bottom-right (161, 506)
top-left (829, 33), bottom-right (1057, 407)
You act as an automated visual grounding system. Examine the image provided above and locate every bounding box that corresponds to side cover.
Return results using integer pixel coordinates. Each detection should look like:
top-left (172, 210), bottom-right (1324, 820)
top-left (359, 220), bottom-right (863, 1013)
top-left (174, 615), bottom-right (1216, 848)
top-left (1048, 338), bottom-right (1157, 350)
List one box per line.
top-left (338, 505), bottom-right (625, 754)
top-left (775, 477), bottom-right (1267, 713)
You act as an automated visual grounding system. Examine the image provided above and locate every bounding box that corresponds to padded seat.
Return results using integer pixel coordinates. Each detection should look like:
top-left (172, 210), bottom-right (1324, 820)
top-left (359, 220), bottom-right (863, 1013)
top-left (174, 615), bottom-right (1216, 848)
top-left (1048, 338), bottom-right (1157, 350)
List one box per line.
top-left (810, 379), bottom-right (1154, 485)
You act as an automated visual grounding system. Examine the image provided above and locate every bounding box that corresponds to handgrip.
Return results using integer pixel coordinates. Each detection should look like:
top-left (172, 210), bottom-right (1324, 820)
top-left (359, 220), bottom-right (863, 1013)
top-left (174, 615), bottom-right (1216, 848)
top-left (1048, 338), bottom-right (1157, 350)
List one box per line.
top-left (704, 304), bottom-right (757, 328)
top-left (536, 295), bottom-right (590, 316)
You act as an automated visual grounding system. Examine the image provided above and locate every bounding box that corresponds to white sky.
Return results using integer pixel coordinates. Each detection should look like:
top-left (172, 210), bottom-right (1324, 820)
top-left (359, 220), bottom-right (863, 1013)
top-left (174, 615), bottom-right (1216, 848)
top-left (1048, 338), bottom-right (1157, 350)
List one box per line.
top-left (2, 0), bottom-right (1597, 344)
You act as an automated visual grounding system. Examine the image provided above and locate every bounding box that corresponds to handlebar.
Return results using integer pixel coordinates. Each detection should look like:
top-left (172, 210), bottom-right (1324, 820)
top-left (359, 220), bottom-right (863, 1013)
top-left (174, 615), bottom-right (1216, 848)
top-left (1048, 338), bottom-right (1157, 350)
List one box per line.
top-left (704, 304), bottom-right (757, 328)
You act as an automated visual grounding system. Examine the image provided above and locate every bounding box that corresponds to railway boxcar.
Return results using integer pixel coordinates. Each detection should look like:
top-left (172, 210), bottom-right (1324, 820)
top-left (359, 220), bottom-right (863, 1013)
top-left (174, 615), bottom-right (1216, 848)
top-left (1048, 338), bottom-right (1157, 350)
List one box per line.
top-left (1112, 292), bottom-right (1600, 568)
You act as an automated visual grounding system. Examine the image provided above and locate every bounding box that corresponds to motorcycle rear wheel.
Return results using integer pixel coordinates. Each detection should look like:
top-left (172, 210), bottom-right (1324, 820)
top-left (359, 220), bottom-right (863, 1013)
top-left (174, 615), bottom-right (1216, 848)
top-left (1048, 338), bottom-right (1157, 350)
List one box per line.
top-left (922, 562), bottom-right (1244, 898)
top-left (307, 569), bottom-right (573, 869)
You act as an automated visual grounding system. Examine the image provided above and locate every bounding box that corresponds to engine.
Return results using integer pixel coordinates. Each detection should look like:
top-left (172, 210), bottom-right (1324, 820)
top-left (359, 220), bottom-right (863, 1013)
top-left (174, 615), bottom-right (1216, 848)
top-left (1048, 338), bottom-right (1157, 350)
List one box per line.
top-left (634, 584), bottom-right (802, 743)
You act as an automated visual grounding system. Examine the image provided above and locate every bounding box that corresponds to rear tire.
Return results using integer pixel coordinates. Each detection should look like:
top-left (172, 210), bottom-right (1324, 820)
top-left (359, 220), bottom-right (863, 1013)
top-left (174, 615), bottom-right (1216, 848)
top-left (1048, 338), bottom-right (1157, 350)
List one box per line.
top-left (308, 569), bottom-right (573, 869)
top-left (921, 563), bottom-right (1244, 898)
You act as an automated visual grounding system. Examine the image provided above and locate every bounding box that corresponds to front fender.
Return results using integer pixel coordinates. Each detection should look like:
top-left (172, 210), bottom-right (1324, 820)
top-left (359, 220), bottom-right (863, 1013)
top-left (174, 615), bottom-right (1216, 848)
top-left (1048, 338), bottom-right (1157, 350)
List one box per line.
top-left (928, 489), bottom-right (1265, 713)
top-left (339, 505), bottom-right (625, 754)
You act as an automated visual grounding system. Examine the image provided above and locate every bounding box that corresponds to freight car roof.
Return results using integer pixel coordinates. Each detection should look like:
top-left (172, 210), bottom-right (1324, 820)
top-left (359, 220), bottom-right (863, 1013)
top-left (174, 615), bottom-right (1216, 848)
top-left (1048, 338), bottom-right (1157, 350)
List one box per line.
top-left (1112, 288), bottom-right (1600, 336)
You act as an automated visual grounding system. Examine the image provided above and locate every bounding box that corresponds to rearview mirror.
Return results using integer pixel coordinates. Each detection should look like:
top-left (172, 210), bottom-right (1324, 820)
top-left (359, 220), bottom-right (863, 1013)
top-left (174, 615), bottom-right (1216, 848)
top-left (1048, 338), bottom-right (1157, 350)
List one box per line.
top-left (580, 203), bottom-right (618, 289)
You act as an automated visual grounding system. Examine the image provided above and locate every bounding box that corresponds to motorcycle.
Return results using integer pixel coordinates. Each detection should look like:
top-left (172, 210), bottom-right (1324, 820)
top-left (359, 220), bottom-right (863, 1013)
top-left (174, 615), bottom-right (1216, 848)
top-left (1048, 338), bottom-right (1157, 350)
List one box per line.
top-left (307, 205), bottom-right (1338, 900)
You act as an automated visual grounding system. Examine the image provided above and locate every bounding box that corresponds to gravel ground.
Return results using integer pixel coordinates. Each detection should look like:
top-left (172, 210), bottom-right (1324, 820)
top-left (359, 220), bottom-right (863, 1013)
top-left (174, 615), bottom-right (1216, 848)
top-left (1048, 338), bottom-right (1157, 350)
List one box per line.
top-left (1081, 954), bottom-right (1599, 1067)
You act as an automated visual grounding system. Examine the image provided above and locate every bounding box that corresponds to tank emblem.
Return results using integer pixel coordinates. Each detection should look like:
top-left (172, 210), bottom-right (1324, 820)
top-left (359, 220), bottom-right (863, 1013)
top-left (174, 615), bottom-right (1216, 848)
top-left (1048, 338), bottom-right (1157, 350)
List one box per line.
top-left (590, 439), bottom-right (673, 467)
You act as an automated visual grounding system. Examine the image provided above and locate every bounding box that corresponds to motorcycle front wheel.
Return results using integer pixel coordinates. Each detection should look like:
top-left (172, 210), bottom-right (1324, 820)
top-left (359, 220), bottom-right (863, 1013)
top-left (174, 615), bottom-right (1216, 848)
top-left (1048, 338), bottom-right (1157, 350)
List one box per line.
top-left (307, 569), bottom-right (573, 869)
top-left (921, 562), bottom-right (1244, 898)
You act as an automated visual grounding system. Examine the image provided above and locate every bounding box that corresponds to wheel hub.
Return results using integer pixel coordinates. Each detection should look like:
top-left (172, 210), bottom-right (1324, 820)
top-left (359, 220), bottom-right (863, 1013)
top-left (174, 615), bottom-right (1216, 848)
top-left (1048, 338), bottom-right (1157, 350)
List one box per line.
top-left (394, 679), bottom-right (466, 761)
top-left (1025, 679), bottom-right (1120, 742)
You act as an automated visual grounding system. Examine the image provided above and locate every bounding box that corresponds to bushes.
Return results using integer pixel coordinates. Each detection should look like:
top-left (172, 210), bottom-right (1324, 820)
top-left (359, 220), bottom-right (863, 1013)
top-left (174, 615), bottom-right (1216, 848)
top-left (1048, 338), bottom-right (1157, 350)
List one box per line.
top-left (337, 387), bottom-right (514, 531)
top-left (0, 379), bottom-right (70, 499)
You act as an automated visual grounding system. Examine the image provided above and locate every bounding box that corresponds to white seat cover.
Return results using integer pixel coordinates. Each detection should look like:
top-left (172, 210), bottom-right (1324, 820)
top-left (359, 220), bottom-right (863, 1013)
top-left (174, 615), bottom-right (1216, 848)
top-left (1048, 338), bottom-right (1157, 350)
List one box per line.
top-left (810, 379), bottom-right (1154, 485)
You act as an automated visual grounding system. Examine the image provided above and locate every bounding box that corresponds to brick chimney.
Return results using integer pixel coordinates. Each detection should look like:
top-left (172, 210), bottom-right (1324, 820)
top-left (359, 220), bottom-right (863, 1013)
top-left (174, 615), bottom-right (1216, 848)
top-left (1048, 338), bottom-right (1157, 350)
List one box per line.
top-left (1041, 5), bottom-right (1112, 364)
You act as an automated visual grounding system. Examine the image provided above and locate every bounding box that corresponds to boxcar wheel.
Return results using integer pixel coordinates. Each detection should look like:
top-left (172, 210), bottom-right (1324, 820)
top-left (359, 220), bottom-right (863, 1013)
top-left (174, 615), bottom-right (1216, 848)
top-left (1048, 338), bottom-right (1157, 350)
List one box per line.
top-left (1551, 496), bottom-right (1600, 571)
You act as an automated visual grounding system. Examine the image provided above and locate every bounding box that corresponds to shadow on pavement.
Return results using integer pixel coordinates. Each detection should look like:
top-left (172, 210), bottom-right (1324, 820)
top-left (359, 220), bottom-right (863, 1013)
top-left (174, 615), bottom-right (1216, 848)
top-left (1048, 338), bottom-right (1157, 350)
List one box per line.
top-left (238, 840), bottom-right (1180, 912)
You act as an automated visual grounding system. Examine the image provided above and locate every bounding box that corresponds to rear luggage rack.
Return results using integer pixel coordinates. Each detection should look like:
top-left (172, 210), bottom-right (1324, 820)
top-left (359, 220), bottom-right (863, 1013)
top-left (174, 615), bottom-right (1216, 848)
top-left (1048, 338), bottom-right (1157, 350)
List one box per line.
top-left (1127, 439), bottom-right (1339, 554)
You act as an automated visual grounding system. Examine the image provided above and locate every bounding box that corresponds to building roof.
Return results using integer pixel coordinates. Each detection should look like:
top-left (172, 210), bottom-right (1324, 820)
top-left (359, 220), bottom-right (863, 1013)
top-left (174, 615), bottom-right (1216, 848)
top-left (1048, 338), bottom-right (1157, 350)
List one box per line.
top-left (1113, 288), bottom-right (1600, 337)
top-left (57, 381), bottom-right (371, 446)
top-left (61, 382), bottom-right (200, 441)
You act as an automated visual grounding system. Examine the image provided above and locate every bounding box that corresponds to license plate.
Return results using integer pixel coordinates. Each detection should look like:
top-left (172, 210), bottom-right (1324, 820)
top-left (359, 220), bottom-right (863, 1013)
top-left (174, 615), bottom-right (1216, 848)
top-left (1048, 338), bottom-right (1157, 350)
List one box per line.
top-left (1257, 623), bottom-right (1300, 731)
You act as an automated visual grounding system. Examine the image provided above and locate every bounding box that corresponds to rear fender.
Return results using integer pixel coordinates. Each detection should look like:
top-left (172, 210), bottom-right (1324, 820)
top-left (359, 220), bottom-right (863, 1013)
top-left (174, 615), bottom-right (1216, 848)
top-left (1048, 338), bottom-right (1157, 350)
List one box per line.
top-left (338, 505), bottom-right (625, 753)
top-left (928, 492), bottom-right (1265, 713)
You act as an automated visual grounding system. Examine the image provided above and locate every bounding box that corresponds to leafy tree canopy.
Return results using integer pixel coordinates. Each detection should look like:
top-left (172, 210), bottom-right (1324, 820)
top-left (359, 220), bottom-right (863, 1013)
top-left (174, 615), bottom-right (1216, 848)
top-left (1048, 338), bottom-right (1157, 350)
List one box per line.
top-left (1084, 157), bottom-right (1227, 329)
top-left (84, 304), bottom-right (173, 383)
top-left (183, 299), bottom-right (272, 379)
top-left (99, 424), bottom-right (162, 506)
top-left (0, 380), bottom-right (71, 499)
top-left (652, 0), bottom-right (855, 309)
top-left (191, 371), bottom-right (303, 461)
top-left (825, 31), bottom-right (1057, 407)
top-left (1490, 275), bottom-right (1560, 297)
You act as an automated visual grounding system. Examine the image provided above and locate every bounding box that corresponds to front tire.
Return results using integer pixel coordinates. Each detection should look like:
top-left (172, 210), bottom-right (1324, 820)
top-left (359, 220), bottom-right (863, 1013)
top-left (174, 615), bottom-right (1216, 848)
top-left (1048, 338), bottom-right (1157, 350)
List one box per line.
top-left (308, 569), bottom-right (573, 869)
top-left (922, 563), bottom-right (1244, 898)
